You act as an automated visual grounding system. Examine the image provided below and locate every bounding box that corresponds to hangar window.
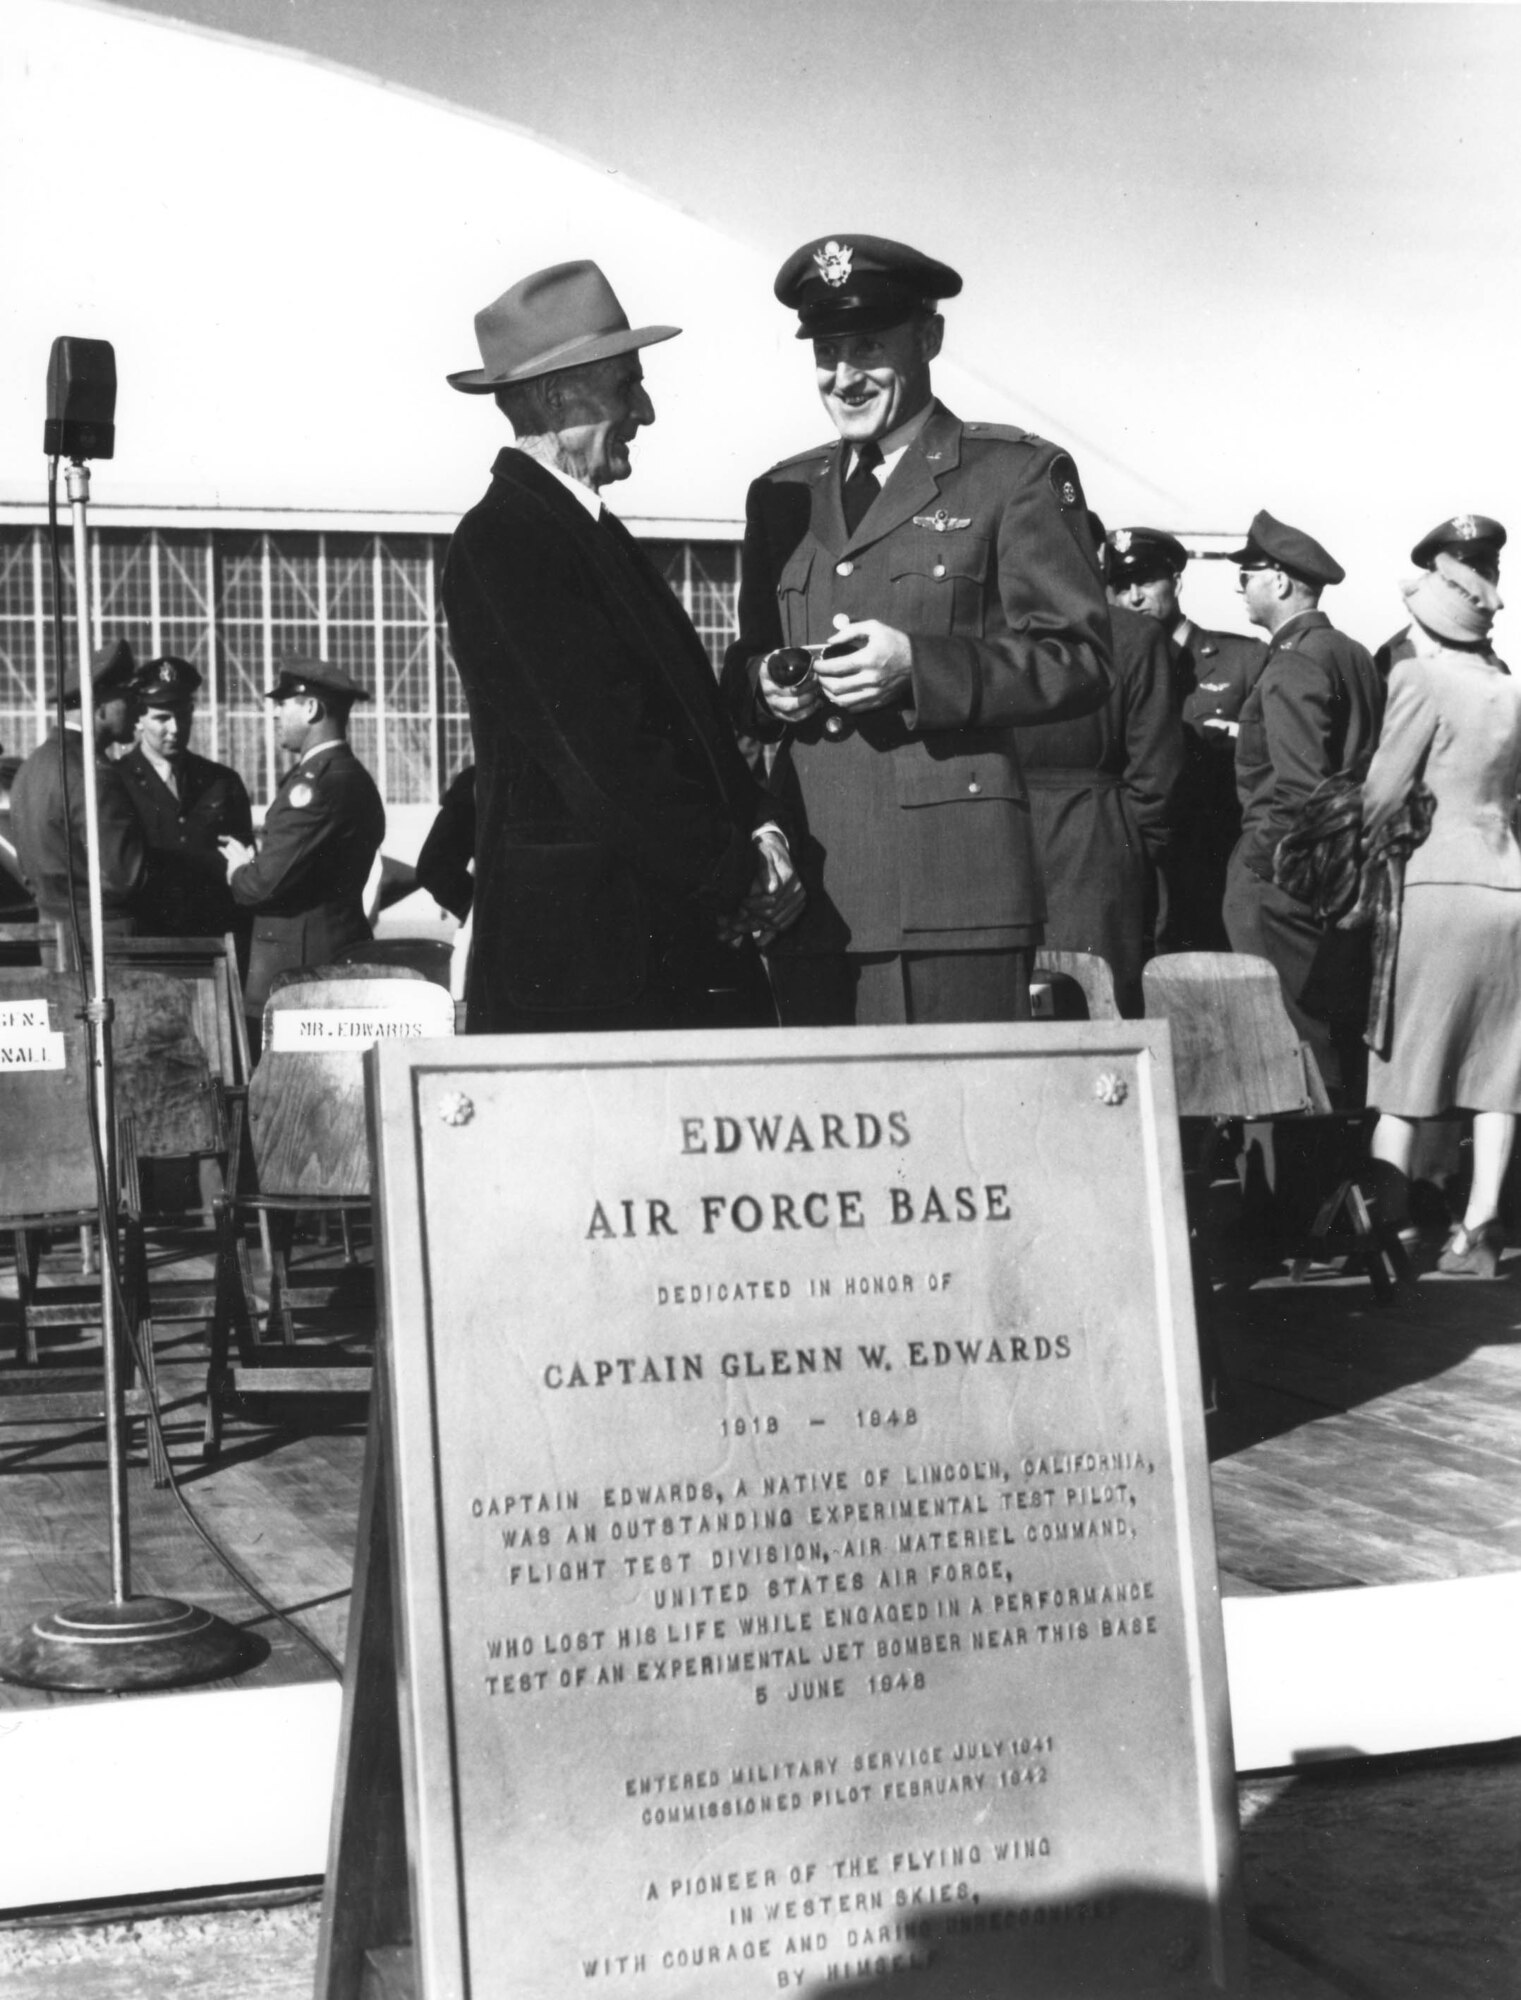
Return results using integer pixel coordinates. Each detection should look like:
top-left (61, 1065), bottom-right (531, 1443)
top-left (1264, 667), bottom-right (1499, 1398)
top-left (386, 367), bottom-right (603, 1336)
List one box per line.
top-left (0, 527), bottom-right (740, 808)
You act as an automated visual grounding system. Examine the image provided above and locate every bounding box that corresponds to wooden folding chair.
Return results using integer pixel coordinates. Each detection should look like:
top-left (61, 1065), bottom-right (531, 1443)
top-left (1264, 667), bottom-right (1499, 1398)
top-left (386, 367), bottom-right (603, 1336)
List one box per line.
top-left (203, 969), bottom-right (455, 1457)
top-left (0, 967), bottom-right (163, 1466)
top-left (1033, 949), bottom-right (1122, 1022)
top-left (1142, 951), bottom-right (1406, 1299)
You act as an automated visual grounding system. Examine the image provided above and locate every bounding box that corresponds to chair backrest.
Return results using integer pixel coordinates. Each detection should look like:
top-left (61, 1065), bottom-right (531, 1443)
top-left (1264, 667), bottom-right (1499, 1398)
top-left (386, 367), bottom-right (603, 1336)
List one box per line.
top-left (0, 920), bottom-right (66, 969)
top-left (1033, 949), bottom-right (1121, 1022)
top-left (0, 968), bottom-right (97, 1219)
top-left (113, 967), bottom-right (219, 1157)
top-left (103, 934), bottom-right (250, 1090)
top-left (335, 935), bottom-right (454, 987)
top-left (251, 974), bottom-right (456, 1198)
top-left (1142, 951), bottom-right (1328, 1119)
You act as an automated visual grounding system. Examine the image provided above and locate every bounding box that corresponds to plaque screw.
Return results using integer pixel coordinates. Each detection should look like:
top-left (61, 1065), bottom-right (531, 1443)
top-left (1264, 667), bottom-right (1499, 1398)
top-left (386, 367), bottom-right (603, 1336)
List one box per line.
top-left (439, 1091), bottom-right (475, 1127)
top-left (1093, 1072), bottom-right (1128, 1106)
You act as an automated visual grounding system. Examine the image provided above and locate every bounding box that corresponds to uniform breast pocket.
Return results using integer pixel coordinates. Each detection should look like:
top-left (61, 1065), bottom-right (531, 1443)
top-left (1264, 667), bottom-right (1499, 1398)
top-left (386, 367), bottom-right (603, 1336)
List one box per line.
top-left (887, 534), bottom-right (989, 634)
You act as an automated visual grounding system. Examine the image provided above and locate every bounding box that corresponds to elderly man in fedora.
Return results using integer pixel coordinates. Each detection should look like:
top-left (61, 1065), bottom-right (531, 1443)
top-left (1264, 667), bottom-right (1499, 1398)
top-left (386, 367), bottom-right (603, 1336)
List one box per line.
top-left (444, 260), bottom-right (801, 1034)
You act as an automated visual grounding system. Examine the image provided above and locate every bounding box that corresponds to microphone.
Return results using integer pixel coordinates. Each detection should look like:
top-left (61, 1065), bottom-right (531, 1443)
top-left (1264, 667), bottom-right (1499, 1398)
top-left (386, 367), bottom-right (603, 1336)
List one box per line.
top-left (44, 338), bottom-right (116, 460)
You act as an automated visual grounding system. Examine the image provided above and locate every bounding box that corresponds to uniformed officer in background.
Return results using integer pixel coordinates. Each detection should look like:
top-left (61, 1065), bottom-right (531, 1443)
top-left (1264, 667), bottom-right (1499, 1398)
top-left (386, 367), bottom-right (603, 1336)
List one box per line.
top-left (218, 658), bottom-right (385, 1030)
top-left (1375, 513), bottom-right (1506, 678)
top-left (10, 637), bottom-right (146, 938)
top-left (725, 234), bottom-right (1111, 1027)
top-left (118, 655), bottom-right (254, 951)
top-left (1105, 526), bottom-right (1268, 949)
top-left (1223, 511), bottom-right (1383, 1100)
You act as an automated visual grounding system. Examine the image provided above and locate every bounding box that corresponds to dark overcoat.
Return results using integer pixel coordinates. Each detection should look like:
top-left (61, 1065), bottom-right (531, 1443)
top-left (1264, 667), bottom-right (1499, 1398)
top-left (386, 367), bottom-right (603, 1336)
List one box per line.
top-left (228, 741), bottom-right (385, 1014)
top-left (9, 728), bottom-right (145, 933)
top-left (724, 401), bottom-right (1112, 955)
top-left (118, 745), bottom-right (254, 940)
top-left (1013, 603), bottom-right (1184, 1013)
top-left (441, 450), bottom-right (776, 1033)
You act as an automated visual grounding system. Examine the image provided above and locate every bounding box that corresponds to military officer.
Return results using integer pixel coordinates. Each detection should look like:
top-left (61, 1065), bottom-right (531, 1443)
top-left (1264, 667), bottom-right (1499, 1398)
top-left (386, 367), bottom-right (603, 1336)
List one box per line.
top-left (1105, 525), bottom-right (1268, 949)
top-left (725, 234), bottom-right (1112, 1026)
top-left (10, 637), bottom-right (146, 936)
top-left (1375, 513), bottom-right (1506, 677)
top-left (118, 655), bottom-right (254, 945)
top-left (218, 658), bottom-right (385, 1025)
top-left (1223, 511), bottom-right (1384, 1100)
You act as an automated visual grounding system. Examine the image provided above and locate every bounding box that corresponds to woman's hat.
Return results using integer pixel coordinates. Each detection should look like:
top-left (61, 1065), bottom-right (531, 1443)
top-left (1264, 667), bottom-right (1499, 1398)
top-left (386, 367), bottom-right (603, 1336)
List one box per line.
top-left (1401, 551), bottom-right (1503, 644)
top-left (447, 261), bottom-right (679, 393)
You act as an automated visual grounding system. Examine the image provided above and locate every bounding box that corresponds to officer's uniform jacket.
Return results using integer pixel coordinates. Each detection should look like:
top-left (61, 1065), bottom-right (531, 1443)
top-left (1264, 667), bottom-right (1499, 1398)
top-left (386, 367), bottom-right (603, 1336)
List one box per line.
top-left (229, 740), bottom-right (385, 1013)
top-left (1374, 624), bottom-right (1416, 680)
top-left (1165, 622), bottom-right (1272, 935)
top-left (118, 745), bottom-right (253, 939)
top-left (726, 401), bottom-right (1112, 954)
top-left (1013, 603), bottom-right (1183, 1013)
top-left (9, 728), bottom-right (145, 933)
top-left (1232, 611), bottom-right (1384, 887)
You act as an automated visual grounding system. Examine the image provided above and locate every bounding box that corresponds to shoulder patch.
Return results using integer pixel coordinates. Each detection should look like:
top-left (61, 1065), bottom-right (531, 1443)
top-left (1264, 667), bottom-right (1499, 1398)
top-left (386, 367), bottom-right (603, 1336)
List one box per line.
top-left (288, 781), bottom-right (315, 809)
top-left (1047, 452), bottom-right (1085, 512)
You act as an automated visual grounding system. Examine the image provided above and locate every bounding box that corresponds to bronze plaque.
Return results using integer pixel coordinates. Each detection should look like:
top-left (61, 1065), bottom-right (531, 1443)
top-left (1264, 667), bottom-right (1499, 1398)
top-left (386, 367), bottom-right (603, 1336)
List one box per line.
top-left (369, 1025), bottom-right (1243, 1999)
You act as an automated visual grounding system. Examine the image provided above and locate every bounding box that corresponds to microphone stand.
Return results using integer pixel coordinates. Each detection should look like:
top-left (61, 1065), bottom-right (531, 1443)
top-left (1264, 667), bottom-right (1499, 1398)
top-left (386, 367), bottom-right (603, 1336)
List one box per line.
top-left (0, 457), bottom-right (248, 1690)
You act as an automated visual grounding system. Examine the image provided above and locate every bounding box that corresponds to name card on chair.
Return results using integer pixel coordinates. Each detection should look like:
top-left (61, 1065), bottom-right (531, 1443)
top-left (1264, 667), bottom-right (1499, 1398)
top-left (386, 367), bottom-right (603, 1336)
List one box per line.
top-left (0, 999), bottom-right (65, 1070)
top-left (319, 1024), bottom-right (1244, 2000)
top-left (268, 1008), bottom-right (438, 1051)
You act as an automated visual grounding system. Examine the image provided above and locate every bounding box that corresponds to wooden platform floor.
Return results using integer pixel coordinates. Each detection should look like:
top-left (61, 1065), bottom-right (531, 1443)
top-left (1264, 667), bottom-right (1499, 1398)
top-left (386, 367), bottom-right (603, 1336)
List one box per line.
top-left (3, 1227), bottom-right (1519, 1708)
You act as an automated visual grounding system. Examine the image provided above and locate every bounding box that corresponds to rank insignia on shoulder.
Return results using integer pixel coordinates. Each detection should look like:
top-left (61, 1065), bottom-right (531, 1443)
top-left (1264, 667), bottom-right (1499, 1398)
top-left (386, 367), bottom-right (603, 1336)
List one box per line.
top-left (913, 510), bottom-right (972, 533)
top-left (1049, 452), bottom-right (1084, 510)
top-left (289, 782), bottom-right (314, 808)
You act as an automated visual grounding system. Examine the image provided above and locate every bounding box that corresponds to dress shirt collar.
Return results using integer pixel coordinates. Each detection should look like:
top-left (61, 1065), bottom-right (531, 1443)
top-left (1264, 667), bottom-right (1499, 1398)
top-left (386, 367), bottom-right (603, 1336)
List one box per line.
top-left (847, 402), bottom-right (934, 486)
top-left (521, 449), bottom-right (604, 520)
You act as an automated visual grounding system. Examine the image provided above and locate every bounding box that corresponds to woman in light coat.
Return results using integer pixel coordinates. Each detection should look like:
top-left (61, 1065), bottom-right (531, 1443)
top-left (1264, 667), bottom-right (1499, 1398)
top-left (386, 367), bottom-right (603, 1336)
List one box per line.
top-left (1365, 556), bottom-right (1521, 1275)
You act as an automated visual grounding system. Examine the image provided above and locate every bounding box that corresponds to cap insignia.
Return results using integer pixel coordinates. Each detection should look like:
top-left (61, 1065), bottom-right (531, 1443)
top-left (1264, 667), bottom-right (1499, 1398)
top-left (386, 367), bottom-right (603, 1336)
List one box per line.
top-left (161, 661), bottom-right (178, 687)
top-left (289, 782), bottom-right (314, 809)
top-left (1454, 514), bottom-right (1478, 539)
top-left (813, 240), bottom-right (853, 288)
top-left (1113, 528), bottom-right (1133, 554)
top-left (913, 511), bottom-right (972, 533)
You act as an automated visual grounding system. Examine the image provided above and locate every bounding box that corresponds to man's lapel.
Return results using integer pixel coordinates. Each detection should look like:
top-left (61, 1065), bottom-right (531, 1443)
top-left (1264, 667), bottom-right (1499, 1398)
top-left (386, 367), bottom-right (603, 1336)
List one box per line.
top-left (847, 403), bottom-right (964, 552)
top-left (499, 453), bottom-right (742, 802)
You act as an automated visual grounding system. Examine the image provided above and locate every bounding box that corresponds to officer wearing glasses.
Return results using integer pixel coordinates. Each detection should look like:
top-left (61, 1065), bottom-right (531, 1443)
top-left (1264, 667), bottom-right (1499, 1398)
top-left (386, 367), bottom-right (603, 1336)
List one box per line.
top-left (1222, 510), bottom-right (1384, 1100)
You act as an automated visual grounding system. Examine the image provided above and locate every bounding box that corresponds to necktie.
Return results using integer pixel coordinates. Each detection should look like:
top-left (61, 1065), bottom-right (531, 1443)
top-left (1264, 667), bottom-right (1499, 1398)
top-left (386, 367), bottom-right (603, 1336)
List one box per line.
top-left (841, 441), bottom-right (883, 535)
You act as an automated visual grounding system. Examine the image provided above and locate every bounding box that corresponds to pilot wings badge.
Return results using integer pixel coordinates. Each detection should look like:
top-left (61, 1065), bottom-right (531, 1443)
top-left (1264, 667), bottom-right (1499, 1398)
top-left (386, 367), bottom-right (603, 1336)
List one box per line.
top-left (813, 240), bottom-right (853, 288)
top-left (913, 510), bottom-right (972, 533)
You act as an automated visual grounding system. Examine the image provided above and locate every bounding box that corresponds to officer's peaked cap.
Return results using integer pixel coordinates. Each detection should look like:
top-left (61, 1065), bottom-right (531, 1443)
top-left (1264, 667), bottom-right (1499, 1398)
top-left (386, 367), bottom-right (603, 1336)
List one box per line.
top-left (265, 656), bottom-right (371, 704)
top-left (1228, 509), bottom-right (1344, 587)
top-left (63, 637), bottom-right (136, 707)
top-left (775, 235), bottom-right (962, 340)
top-left (132, 654), bottom-right (202, 705)
top-left (1410, 514), bottom-right (1507, 570)
top-left (1106, 526), bottom-right (1189, 583)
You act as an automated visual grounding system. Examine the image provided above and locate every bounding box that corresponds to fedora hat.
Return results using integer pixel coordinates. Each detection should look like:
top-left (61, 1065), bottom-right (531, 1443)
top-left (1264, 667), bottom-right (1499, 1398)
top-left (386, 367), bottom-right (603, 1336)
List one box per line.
top-left (448, 260), bottom-right (679, 393)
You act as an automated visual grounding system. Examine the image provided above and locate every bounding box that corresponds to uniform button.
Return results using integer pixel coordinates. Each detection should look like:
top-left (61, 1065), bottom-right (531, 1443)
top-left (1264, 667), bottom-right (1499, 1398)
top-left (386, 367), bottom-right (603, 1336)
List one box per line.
top-left (835, 559), bottom-right (854, 577)
top-left (968, 780), bottom-right (982, 795)
top-left (932, 562), bottom-right (946, 578)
